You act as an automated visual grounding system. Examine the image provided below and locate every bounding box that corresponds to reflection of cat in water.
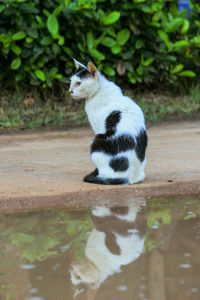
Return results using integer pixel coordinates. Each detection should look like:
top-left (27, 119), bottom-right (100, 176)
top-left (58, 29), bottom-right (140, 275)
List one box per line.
top-left (70, 199), bottom-right (146, 298)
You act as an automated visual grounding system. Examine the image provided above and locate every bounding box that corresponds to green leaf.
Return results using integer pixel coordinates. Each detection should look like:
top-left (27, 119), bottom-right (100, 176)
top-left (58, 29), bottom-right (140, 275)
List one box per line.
top-left (172, 40), bottom-right (189, 48)
top-left (15, 0), bottom-right (28, 3)
top-left (15, 74), bottom-right (23, 82)
top-left (143, 57), bottom-right (154, 66)
top-left (20, 3), bottom-right (39, 14)
top-left (47, 15), bottom-right (59, 37)
top-left (27, 28), bottom-right (38, 39)
top-left (58, 36), bottom-right (65, 46)
top-left (11, 44), bottom-right (22, 55)
top-left (52, 43), bottom-right (60, 54)
top-left (152, 11), bottom-right (162, 22)
top-left (36, 16), bottom-right (45, 27)
top-left (104, 66), bottom-right (115, 76)
top-left (40, 36), bottom-right (53, 46)
top-left (111, 44), bottom-right (121, 54)
top-left (55, 74), bottom-right (63, 79)
top-left (64, 0), bottom-right (71, 6)
top-left (10, 233), bottom-right (34, 244)
top-left (190, 36), bottom-right (200, 45)
top-left (49, 67), bottom-right (58, 77)
top-left (26, 37), bottom-right (33, 43)
top-left (158, 30), bottom-right (171, 48)
top-left (166, 18), bottom-right (183, 33)
top-left (12, 32), bottom-right (26, 41)
top-left (63, 46), bottom-right (73, 55)
top-left (77, 42), bottom-right (85, 52)
top-left (103, 11), bottom-right (120, 25)
top-left (135, 39), bottom-right (144, 49)
top-left (11, 57), bottom-right (21, 70)
top-left (178, 71), bottom-right (196, 77)
top-left (35, 69), bottom-right (46, 81)
top-left (89, 49), bottom-right (105, 61)
top-left (117, 29), bottom-right (130, 46)
top-left (181, 19), bottom-right (190, 34)
top-left (53, 4), bottom-right (64, 16)
top-left (87, 32), bottom-right (94, 49)
top-left (43, 9), bottom-right (50, 17)
top-left (0, 4), bottom-right (5, 13)
top-left (128, 72), bottom-right (136, 84)
top-left (184, 213), bottom-right (196, 220)
top-left (101, 37), bottom-right (116, 47)
top-left (170, 64), bottom-right (184, 74)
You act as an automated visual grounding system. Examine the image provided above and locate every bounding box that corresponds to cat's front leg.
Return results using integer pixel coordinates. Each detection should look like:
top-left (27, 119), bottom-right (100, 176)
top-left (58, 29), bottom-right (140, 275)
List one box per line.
top-left (83, 168), bottom-right (99, 181)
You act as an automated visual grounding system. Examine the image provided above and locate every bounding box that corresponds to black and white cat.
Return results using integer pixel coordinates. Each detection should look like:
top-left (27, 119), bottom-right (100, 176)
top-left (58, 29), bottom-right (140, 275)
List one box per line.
top-left (69, 59), bottom-right (148, 185)
top-left (70, 199), bottom-right (146, 298)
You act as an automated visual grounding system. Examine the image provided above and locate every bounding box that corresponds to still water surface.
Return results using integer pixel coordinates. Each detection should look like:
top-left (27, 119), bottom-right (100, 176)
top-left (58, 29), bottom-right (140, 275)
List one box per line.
top-left (0, 195), bottom-right (200, 300)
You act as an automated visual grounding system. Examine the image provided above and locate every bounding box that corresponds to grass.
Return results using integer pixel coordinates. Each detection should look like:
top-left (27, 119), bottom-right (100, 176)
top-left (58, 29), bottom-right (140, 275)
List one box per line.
top-left (0, 85), bottom-right (200, 131)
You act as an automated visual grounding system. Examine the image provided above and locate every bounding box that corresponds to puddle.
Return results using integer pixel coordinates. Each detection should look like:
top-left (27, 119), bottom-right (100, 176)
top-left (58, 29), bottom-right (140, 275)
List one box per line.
top-left (0, 195), bottom-right (200, 300)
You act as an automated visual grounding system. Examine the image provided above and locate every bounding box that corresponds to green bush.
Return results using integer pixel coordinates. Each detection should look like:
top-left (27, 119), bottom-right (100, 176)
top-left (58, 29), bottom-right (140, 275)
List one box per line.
top-left (0, 0), bottom-right (200, 90)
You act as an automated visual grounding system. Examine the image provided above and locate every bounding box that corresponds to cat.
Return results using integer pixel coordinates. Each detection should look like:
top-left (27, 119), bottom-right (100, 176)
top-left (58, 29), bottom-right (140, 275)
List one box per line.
top-left (70, 199), bottom-right (146, 299)
top-left (69, 59), bottom-right (148, 185)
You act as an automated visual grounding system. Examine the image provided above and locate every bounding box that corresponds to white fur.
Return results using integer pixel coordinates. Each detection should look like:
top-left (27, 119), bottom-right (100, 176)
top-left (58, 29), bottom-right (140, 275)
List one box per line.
top-left (85, 229), bottom-right (145, 286)
top-left (70, 61), bottom-right (147, 184)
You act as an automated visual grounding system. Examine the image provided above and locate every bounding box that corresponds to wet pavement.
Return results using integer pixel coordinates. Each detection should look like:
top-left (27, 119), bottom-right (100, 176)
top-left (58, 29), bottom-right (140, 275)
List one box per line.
top-left (0, 121), bottom-right (200, 213)
top-left (0, 194), bottom-right (199, 300)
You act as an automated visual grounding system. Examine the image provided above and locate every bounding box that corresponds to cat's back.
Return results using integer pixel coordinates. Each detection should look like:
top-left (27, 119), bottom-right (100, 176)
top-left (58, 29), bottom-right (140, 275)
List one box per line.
top-left (85, 76), bottom-right (145, 135)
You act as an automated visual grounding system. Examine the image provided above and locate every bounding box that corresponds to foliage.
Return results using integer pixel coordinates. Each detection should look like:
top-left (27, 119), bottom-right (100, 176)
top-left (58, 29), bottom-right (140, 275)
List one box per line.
top-left (144, 195), bottom-right (200, 251)
top-left (0, 0), bottom-right (200, 91)
top-left (0, 210), bottom-right (92, 263)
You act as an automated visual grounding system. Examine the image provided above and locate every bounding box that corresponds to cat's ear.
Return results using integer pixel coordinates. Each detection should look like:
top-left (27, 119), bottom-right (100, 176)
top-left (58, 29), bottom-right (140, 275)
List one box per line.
top-left (87, 289), bottom-right (97, 300)
top-left (73, 58), bottom-right (86, 70)
top-left (87, 62), bottom-right (98, 76)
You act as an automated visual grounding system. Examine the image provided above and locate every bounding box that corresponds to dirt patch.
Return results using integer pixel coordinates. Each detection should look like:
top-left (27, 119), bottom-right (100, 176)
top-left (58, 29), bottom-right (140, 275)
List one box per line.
top-left (0, 121), bottom-right (200, 213)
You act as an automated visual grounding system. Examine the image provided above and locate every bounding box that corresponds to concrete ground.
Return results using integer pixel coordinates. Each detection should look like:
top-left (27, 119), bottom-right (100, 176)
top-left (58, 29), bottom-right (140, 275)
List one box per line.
top-left (0, 121), bottom-right (200, 213)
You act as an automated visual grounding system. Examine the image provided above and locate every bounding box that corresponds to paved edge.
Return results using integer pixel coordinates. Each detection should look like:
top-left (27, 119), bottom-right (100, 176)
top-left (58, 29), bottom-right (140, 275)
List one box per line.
top-left (1, 178), bottom-right (200, 214)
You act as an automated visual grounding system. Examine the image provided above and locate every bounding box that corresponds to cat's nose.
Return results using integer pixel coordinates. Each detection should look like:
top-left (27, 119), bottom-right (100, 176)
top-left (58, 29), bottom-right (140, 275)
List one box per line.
top-left (69, 88), bottom-right (73, 94)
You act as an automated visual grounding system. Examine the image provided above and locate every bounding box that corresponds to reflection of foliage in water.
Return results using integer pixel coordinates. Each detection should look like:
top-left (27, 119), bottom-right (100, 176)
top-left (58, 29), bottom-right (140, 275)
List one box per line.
top-left (54, 210), bottom-right (92, 260)
top-left (0, 210), bottom-right (92, 299)
top-left (0, 274), bottom-right (11, 300)
top-left (0, 210), bottom-right (92, 263)
top-left (144, 196), bottom-right (200, 252)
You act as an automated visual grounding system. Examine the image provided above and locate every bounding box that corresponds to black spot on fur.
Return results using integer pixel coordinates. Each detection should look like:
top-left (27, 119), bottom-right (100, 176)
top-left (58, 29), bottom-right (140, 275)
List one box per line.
top-left (110, 207), bottom-right (129, 215)
top-left (91, 211), bottom-right (146, 237)
top-left (135, 129), bottom-right (148, 162)
top-left (105, 111), bottom-right (121, 136)
top-left (76, 67), bottom-right (91, 79)
top-left (91, 134), bottom-right (135, 155)
top-left (109, 157), bottom-right (129, 172)
top-left (105, 231), bottom-right (121, 255)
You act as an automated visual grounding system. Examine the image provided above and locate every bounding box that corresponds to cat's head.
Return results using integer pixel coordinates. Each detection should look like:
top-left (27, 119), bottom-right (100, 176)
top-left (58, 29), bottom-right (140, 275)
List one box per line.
top-left (69, 59), bottom-right (100, 100)
top-left (70, 259), bottom-right (100, 289)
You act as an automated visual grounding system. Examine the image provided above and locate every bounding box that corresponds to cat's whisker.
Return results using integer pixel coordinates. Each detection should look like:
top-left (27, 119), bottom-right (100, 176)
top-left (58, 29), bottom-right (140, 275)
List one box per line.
top-left (73, 288), bottom-right (84, 298)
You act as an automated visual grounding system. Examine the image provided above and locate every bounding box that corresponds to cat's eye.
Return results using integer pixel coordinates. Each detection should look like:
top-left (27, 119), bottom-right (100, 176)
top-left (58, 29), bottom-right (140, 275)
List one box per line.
top-left (76, 82), bottom-right (81, 86)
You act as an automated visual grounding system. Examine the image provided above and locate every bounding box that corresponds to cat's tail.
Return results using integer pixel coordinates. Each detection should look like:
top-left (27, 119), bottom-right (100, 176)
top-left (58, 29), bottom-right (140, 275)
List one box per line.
top-left (83, 169), bottom-right (128, 185)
